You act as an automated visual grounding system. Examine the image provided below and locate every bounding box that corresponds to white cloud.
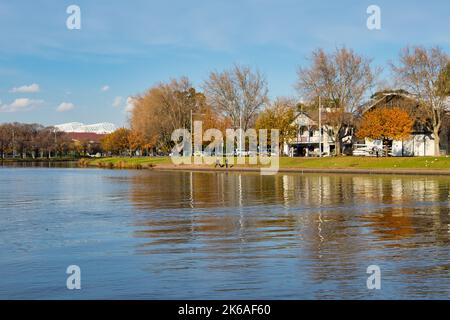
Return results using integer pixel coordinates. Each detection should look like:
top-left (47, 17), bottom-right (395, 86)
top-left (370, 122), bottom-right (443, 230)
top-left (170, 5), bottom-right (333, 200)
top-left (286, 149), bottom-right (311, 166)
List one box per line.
top-left (56, 102), bottom-right (75, 112)
top-left (11, 98), bottom-right (32, 109)
top-left (125, 97), bottom-right (135, 112)
top-left (0, 98), bottom-right (43, 112)
top-left (10, 83), bottom-right (40, 93)
top-left (112, 96), bottom-right (123, 108)
top-left (101, 85), bottom-right (110, 92)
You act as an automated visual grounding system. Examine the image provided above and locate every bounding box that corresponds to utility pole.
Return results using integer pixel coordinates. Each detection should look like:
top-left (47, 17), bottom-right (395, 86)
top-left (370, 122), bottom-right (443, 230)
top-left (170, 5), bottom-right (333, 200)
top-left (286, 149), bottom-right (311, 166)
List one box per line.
top-left (319, 96), bottom-right (322, 158)
top-left (190, 109), bottom-right (193, 156)
top-left (191, 110), bottom-right (206, 156)
top-left (239, 113), bottom-right (243, 156)
top-left (12, 129), bottom-right (15, 158)
top-left (54, 129), bottom-right (57, 158)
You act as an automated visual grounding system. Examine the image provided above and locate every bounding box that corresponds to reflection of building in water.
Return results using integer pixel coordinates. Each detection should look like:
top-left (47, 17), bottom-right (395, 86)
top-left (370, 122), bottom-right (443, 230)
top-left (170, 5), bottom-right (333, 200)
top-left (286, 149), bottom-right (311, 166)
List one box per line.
top-left (350, 176), bottom-right (443, 205)
top-left (282, 175), bottom-right (293, 208)
top-left (129, 171), bottom-right (450, 251)
top-left (127, 171), bottom-right (450, 297)
top-left (130, 171), bottom-right (450, 212)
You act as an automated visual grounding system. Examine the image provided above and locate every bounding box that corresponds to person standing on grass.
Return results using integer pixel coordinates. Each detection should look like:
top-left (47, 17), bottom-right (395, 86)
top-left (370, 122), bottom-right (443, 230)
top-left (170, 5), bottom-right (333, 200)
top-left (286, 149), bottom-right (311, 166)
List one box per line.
top-left (215, 158), bottom-right (226, 168)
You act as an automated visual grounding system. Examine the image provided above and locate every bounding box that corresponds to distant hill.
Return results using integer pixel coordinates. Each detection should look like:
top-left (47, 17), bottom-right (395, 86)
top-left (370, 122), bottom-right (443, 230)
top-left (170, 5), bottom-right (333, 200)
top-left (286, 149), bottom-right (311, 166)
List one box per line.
top-left (55, 122), bottom-right (116, 134)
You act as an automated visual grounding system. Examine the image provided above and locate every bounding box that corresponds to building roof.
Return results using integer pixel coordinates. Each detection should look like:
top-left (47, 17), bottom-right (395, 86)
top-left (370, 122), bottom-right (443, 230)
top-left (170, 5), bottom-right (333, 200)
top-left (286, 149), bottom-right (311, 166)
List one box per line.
top-left (293, 109), bottom-right (353, 127)
top-left (293, 112), bottom-right (317, 127)
top-left (361, 91), bottom-right (450, 114)
top-left (55, 122), bottom-right (116, 134)
top-left (360, 91), bottom-right (417, 114)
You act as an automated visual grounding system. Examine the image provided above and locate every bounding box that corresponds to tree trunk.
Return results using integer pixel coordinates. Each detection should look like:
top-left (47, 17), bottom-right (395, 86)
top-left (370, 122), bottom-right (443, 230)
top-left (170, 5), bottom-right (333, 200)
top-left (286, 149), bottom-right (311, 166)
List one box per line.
top-left (333, 132), bottom-right (341, 156)
top-left (433, 128), bottom-right (441, 156)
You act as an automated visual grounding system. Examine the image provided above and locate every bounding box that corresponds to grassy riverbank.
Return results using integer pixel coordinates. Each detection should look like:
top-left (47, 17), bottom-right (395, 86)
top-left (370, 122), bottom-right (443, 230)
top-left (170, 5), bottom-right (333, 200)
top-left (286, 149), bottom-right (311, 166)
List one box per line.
top-left (78, 157), bottom-right (172, 169)
top-left (79, 156), bottom-right (450, 171)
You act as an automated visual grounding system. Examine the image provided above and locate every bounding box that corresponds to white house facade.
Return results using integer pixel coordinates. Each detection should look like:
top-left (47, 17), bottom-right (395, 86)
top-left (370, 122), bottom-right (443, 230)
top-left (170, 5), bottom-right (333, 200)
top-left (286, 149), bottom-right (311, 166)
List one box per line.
top-left (284, 112), bottom-right (352, 157)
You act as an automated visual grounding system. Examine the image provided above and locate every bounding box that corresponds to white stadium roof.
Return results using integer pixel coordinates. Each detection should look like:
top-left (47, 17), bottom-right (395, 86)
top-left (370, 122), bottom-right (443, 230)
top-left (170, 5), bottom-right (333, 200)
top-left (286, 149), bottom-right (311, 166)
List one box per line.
top-left (55, 122), bottom-right (116, 134)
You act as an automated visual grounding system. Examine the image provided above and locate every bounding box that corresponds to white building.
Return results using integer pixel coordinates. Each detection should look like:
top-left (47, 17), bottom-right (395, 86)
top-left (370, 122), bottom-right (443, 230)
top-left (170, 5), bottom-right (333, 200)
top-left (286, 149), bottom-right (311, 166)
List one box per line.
top-left (357, 92), bottom-right (450, 157)
top-left (55, 122), bottom-right (116, 134)
top-left (362, 135), bottom-right (436, 157)
top-left (285, 92), bottom-right (450, 157)
top-left (284, 112), bottom-right (352, 157)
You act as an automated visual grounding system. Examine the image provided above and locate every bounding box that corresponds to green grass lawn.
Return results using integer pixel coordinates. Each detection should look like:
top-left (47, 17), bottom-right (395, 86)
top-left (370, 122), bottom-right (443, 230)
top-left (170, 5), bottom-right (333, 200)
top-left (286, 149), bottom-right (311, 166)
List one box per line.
top-left (81, 156), bottom-right (450, 170)
top-left (86, 157), bottom-right (171, 165)
top-left (80, 156), bottom-right (171, 168)
top-left (278, 156), bottom-right (450, 169)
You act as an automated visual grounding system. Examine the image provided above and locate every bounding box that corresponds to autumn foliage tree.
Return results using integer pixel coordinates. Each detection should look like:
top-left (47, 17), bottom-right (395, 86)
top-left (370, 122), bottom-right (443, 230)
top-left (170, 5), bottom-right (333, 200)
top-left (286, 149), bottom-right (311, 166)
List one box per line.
top-left (130, 77), bottom-right (233, 154)
top-left (356, 107), bottom-right (414, 148)
top-left (130, 77), bottom-right (210, 153)
top-left (128, 130), bottom-right (148, 155)
top-left (255, 98), bottom-right (298, 154)
top-left (101, 128), bottom-right (131, 156)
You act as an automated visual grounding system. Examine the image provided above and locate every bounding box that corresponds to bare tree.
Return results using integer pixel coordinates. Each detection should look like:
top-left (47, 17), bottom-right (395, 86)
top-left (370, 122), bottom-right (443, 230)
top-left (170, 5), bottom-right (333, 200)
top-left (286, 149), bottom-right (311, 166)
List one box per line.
top-left (0, 123), bottom-right (77, 158)
top-left (391, 46), bottom-right (450, 156)
top-left (203, 64), bottom-right (269, 130)
top-left (296, 47), bottom-right (378, 155)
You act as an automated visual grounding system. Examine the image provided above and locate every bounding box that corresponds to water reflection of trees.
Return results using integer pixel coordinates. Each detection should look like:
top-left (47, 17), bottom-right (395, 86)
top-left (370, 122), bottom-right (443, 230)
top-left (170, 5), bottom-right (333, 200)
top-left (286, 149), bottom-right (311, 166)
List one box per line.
top-left (129, 171), bottom-right (450, 294)
top-left (129, 172), bottom-right (450, 242)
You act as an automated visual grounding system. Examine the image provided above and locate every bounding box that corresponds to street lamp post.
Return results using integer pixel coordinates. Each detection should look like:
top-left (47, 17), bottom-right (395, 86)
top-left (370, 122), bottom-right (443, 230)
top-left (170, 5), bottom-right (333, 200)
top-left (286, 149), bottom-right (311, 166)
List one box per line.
top-left (190, 109), bottom-right (192, 140)
top-left (54, 129), bottom-right (58, 158)
top-left (12, 129), bottom-right (15, 158)
top-left (319, 96), bottom-right (322, 158)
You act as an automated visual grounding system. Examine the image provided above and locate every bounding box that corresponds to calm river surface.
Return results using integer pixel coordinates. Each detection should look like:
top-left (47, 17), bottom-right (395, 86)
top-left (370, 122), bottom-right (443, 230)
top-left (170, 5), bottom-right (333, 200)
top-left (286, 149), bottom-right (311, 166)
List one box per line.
top-left (1, 167), bottom-right (450, 299)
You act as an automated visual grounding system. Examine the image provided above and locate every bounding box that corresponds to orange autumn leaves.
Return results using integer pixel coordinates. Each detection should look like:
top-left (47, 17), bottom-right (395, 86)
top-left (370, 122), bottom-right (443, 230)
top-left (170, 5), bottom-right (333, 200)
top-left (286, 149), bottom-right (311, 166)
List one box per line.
top-left (101, 128), bottom-right (155, 155)
top-left (357, 107), bottom-right (414, 141)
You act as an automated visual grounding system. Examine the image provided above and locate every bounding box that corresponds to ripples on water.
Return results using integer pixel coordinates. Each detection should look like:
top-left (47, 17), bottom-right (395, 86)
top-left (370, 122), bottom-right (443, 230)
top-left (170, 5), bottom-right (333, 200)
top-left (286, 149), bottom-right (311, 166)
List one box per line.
top-left (1, 167), bottom-right (450, 299)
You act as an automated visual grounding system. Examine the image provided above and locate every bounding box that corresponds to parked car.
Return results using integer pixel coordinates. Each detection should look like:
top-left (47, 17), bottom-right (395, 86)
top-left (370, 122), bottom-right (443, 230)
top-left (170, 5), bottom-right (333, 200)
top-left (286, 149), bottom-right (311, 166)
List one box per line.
top-left (193, 151), bottom-right (204, 157)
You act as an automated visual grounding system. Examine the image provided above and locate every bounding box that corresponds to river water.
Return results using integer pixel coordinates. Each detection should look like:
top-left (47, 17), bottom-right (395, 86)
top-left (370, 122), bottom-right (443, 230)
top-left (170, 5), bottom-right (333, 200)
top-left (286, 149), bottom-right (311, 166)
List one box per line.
top-left (1, 167), bottom-right (450, 299)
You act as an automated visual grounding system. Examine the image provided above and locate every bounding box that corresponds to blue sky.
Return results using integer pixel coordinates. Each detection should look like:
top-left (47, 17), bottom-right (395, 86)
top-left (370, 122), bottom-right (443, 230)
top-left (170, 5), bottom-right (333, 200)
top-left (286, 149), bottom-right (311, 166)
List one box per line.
top-left (0, 0), bottom-right (449, 126)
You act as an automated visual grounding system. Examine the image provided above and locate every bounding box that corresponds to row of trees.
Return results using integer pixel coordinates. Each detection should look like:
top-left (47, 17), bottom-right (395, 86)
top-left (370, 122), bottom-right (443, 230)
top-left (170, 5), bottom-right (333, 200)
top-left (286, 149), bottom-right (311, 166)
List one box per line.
top-left (0, 123), bottom-right (69, 158)
top-left (0, 123), bottom-right (101, 159)
top-left (103, 45), bottom-right (449, 157)
top-left (125, 67), bottom-right (267, 155)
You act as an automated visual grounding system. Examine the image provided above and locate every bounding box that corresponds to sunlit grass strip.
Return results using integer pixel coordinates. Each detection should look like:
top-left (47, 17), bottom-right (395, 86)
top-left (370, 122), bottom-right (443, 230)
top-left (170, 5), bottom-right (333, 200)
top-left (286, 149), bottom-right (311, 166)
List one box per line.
top-left (278, 156), bottom-right (450, 169)
top-left (78, 157), bottom-right (172, 169)
top-left (79, 156), bottom-right (450, 170)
